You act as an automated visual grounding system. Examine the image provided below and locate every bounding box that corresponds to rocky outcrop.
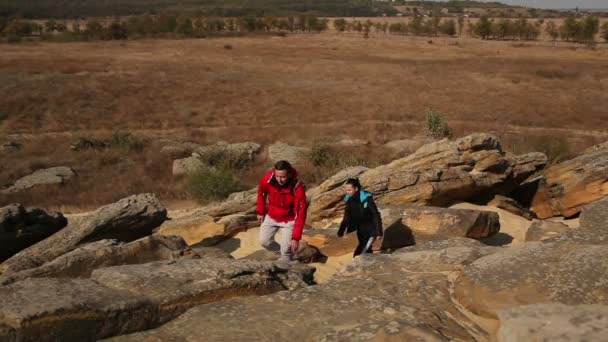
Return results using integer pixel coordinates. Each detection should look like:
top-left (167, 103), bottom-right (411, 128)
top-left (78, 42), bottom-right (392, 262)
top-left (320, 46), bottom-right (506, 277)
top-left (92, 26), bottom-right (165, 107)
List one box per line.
top-left (496, 303), bottom-right (608, 342)
top-left (530, 140), bottom-right (608, 219)
top-left (332, 138), bottom-right (370, 148)
top-left (0, 235), bottom-right (188, 285)
top-left (267, 142), bottom-right (309, 164)
top-left (0, 204), bottom-right (67, 261)
top-left (543, 198), bottom-right (608, 244)
top-left (307, 133), bottom-right (547, 223)
top-left (402, 206), bottom-right (500, 240)
top-left (1, 167), bottom-right (76, 193)
top-left (106, 241), bottom-right (491, 342)
top-left (0, 259), bottom-right (313, 342)
top-left (454, 242), bottom-right (608, 319)
top-left (1, 141), bottom-right (21, 153)
top-left (0, 194), bottom-right (167, 275)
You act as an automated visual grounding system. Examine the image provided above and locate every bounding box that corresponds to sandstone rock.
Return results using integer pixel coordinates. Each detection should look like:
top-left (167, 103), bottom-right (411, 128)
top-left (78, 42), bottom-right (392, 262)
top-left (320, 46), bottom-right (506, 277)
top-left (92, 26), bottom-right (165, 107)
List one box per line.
top-left (0, 235), bottom-right (188, 285)
top-left (193, 141), bottom-right (261, 164)
top-left (545, 198), bottom-right (608, 244)
top-left (106, 247), bottom-right (489, 342)
top-left (454, 242), bottom-right (608, 319)
top-left (303, 229), bottom-right (359, 257)
top-left (158, 212), bottom-right (256, 246)
top-left (159, 142), bottom-right (201, 158)
top-left (402, 206), bottom-right (500, 240)
top-left (0, 278), bottom-right (157, 342)
top-left (1, 194), bottom-right (167, 274)
top-left (307, 133), bottom-right (546, 223)
top-left (267, 141), bottom-right (309, 164)
top-left (171, 156), bottom-right (204, 176)
top-left (488, 195), bottom-right (535, 220)
top-left (530, 140), bottom-right (608, 219)
top-left (333, 138), bottom-right (370, 148)
top-left (496, 303), bottom-right (608, 342)
top-left (0, 258), bottom-right (313, 342)
top-left (0, 204), bottom-right (67, 262)
top-left (1, 167), bottom-right (76, 194)
top-left (525, 220), bottom-right (571, 242)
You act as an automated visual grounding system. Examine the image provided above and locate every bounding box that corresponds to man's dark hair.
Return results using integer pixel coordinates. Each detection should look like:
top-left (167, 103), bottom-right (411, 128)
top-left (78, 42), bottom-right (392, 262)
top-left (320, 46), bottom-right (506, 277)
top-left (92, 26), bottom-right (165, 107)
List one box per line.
top-left (274, 160), bottom-right (293, 172)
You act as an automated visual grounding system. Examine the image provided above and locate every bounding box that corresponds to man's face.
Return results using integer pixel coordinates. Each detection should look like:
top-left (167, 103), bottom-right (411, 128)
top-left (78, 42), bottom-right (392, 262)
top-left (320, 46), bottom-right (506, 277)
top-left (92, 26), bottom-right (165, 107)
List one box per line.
top-left (275, 169), bottom-right (289, 186)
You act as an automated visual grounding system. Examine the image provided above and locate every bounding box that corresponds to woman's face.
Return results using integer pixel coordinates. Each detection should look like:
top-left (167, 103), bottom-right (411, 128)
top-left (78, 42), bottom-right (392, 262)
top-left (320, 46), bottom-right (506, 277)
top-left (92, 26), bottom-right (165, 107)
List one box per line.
top-left (345, 183), bottom-right (358, 197)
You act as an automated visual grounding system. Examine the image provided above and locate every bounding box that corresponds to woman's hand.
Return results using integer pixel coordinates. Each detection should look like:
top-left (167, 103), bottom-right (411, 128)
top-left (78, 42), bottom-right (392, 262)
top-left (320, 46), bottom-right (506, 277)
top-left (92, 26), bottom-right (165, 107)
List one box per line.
top-left (373, 236), bottom-right (384, 251)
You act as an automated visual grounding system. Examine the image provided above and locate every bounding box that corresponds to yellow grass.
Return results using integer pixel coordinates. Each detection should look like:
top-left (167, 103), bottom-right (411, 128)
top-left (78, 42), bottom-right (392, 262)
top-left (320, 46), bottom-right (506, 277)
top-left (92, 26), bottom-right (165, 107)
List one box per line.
top-left (1, 33), bottom-right (607, 208)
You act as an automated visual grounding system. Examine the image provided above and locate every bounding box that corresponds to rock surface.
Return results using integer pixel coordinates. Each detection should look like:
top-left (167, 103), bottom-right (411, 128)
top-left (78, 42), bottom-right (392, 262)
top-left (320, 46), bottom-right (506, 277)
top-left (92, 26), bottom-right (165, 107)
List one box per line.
top-left (454, 242), bottom-right (608, 319)
top-left (530, 140), bottom-right (608, 219)
top-left (402, 206), bottom-right (500, 240)
top-left (0, 258), bottom-right (313, 342)
top-left (496, 303), bottom-right (608, 342)
top-left (1, 167), bottom-right (76, 193)
top-left (0, 194), bottom-right (167, 275)
top-left (0, 235), bottom-right (188, 285)
top-left (524, 220), bottom-right (571, 242)
top-left (106, 243), bottom-right (491, 342)
top-left (0, 204), bottom-right (67, 261)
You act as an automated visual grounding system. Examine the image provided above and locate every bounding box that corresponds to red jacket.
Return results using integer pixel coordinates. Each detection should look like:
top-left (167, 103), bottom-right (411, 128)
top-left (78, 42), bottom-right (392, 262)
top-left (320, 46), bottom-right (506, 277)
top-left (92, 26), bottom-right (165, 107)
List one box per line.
top-left (256, 169), bottom-right (307, 240)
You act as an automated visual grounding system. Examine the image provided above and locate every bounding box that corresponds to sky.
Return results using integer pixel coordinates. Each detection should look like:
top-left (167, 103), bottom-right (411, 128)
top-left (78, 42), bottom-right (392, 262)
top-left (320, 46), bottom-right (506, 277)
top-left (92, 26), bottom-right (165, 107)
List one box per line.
top-left (481, 0), bottom-right (608, 9)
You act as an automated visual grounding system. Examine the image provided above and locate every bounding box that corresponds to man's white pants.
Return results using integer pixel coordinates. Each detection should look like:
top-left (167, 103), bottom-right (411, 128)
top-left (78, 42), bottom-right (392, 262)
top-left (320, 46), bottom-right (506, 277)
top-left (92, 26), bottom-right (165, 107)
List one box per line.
top-left (259, 216), bottom-right (294, 261)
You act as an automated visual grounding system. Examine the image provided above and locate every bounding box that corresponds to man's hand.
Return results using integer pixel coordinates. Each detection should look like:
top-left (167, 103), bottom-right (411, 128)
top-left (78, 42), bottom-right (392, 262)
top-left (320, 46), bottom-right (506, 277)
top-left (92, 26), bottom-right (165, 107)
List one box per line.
top-left (290, 239), bottom-right (299, 254)
top-left (257, 214), bottom-right (265, 224)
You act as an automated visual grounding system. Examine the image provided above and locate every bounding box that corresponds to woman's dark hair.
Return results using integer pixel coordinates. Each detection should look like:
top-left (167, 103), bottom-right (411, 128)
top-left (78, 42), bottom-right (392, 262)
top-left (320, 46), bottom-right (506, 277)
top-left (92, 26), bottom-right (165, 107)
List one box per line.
top-left (274, 160), bottom-right (293, 173)
top-left (345, 177), bottom-right (362, 190)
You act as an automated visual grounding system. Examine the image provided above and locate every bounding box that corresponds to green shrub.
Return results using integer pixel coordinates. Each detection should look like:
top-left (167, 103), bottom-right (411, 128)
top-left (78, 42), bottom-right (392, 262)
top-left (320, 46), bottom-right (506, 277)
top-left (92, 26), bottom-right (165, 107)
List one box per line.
top-left (109, 131), bottom-right (144, 151)
top-left (198, 149), bottom-right (251, 169)
top-left (187, 166), bottom-right (243, 203)
top-left (425, 109), bottom-right (451, 139)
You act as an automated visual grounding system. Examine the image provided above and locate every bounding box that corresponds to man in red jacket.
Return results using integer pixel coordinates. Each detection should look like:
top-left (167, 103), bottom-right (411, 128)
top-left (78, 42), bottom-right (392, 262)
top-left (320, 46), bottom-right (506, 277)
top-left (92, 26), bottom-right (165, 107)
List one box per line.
top-left (257, 160), bottom-right (307, 262)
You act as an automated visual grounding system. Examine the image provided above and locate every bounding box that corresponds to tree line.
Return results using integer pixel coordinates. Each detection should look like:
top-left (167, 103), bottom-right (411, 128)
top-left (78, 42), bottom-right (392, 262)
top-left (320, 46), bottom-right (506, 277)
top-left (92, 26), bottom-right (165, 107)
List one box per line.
top-left (471, 16), bottom-right (606, 43)
top-left (0, 15), bottom-right (330, 42)
top-left (0, 0), bottom-right (394, 19)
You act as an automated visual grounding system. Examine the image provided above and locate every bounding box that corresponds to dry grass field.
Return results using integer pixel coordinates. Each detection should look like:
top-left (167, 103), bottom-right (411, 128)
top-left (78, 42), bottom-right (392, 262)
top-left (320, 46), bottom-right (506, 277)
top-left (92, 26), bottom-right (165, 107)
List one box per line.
top-left (1, 32), bottom-right (607, 210)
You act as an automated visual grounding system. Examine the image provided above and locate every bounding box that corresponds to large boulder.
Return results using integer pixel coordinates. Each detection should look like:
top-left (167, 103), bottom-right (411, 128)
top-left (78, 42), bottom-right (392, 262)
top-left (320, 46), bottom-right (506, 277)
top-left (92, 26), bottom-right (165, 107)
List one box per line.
top-left (496, 303), bottom-right (608, 342)
top-left (106, 245), bottom-right (491, 342)
top-left (530, 140), bottom-right (608, 219)
top-left (539, 198), bottom-right (608, 244)
top-left (0, 258), bottom-right (313, 342)
top-left (524, 220), bottom-right (571, 242)
top-left (307, 133), bottom-right (546, 223)
top-left (1, 167), bottom-right (76, 193)
top-left (193, 141), bottom-right (261, 164)
top-left (171, 156), bottom-right (204, 176)
top-left (0, 204), bottom-right (67, 262)
top-left (267, 141), bottom-right (309, 164)
top-left (402, 206), bottom-right (500, 240)
top-left (0, 235), bottom-right (188, 285)
top-left (0, 194), bottom-right (167, 275)
top-left (454, 242), bottom-right (608, 319)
